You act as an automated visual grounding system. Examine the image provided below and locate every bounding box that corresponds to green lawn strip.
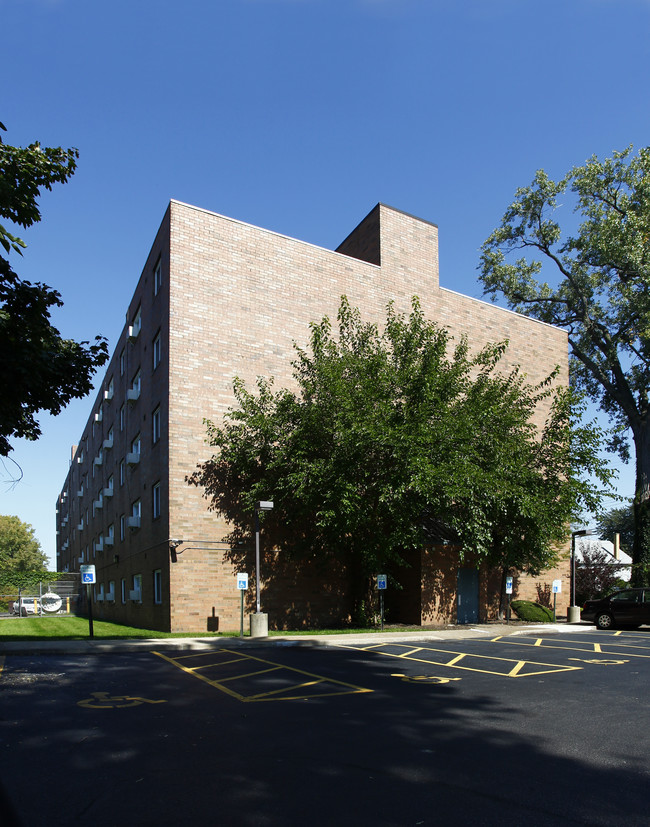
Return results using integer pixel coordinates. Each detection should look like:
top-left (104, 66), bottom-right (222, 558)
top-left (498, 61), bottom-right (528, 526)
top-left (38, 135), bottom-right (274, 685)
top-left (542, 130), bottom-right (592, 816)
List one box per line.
top-left (0, 617), bottom-right (444, 641)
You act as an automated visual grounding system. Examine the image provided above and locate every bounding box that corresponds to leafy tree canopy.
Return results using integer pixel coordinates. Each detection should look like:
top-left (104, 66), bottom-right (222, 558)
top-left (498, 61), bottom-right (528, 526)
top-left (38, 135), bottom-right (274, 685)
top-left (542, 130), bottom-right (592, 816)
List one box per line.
top-left (190, 297), bottom-right (611, 597)
top-left (0, 122), bottom-right (108, 457)
top-left (596, 502), bottom-right (635, 553)
top-left (0, 514), bottom-right (48, 574)
top-left (479, 145), bottom-right (650, 585)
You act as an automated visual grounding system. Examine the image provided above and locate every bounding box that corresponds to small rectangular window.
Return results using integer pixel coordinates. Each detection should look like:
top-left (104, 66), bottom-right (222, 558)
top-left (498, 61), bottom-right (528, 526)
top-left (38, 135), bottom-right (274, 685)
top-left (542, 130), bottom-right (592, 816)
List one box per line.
top-left (120, 348), bottom-right (125, 376)
top-left (153, 482), bottom-right (161, 519)
top-left (119, 404), bottom-right (125, 432)
top-left (154, 260), bottom-right (162, 296)
top-left (121, 578), bottom-right (126, 604)
top-left (152, 406), bottom-right (161, 444)
top-left (152, 331), bottom-right (161, 370)
top-left (154, 569), bottom-right (162, 604)
top-left (120, 514), bottom-right (125, 541)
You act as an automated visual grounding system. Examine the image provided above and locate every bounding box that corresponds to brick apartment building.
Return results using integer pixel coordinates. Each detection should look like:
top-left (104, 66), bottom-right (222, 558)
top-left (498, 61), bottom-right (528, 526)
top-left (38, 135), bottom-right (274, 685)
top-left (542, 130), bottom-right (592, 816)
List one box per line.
top-left (55, 202), bottom-right (571, 632)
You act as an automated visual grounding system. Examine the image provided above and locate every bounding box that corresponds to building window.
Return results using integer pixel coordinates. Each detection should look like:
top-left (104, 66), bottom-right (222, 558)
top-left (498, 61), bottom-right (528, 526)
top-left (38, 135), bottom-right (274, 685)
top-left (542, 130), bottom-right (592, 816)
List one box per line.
top-left (153, 482), bottom-right (161, 519)
top-left (131, 573), bottom-right (142, 602)
top-left (121, 578), bottom-right (126, 604)
top-left (119, 404), bottom-right (125, 432)
top-left (154, 569), bottom-right (162, 604)
top-left (131, 433), bottom-right (141, 456)
top-left (154, 259), bottom-right (162, 296)
top-left (120, 348), bottom-right (125, 376)
top-left (152, 331), bottom-right (161, 370)
top-left (152, 406), bottom-right (161, 444)
top-left (120, 514), bottom-right (125, 541)
top-left (129, 499), bottom-right (141, 530)
top-left (120, 459), bottom-right (125, 486)
top-left (107, 581), bottom-right (115, 602)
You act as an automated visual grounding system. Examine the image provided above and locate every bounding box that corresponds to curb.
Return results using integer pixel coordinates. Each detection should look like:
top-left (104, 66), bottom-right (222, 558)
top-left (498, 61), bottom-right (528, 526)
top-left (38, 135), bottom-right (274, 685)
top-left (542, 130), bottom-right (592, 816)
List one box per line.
top-left (0, 621), bottom-right (596, 656)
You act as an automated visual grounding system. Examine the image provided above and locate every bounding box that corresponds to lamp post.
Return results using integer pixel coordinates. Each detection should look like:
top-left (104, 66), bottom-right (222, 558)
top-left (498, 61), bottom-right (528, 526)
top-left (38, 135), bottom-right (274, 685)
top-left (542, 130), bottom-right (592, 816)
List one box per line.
top-left (252, 500), bottom-right (273, 637)
top-left (569, 528), bottom-right (593, 622)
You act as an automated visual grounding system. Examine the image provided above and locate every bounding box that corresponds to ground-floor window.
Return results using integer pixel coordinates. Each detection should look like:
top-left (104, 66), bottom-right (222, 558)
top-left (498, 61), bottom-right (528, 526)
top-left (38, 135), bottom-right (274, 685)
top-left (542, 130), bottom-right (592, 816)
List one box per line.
top-left (154, 569), bottom-right (162, 604)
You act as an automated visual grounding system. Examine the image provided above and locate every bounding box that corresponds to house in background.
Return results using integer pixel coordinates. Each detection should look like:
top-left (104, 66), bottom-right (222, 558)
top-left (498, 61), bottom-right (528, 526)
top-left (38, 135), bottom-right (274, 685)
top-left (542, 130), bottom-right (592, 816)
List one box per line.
top-left (576, 537), bottom-right (632, 583)
top-left (55, 201), bottom-right (571, 632)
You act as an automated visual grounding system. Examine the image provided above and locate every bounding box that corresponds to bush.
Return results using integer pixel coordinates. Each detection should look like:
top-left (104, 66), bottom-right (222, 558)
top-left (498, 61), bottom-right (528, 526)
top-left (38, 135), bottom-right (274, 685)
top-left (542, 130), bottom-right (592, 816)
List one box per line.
top-left (511, 600), bottom-right (555, 622)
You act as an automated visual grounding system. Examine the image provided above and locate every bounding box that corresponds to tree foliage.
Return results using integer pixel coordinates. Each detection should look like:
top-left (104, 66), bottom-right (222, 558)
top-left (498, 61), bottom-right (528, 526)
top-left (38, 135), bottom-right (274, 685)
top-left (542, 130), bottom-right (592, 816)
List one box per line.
top-left (479, 145), bottom-right (650, 585)
top-left (575, 541), bottom-right (625, 605)
top-left (190, 298), bottom-right (611, 603)
top-left (0, 514), bottom-right (48, 573)
top-left (0, 122), bottom-right (108, 457)
top-left (596, 503), bottom-right (635, 553)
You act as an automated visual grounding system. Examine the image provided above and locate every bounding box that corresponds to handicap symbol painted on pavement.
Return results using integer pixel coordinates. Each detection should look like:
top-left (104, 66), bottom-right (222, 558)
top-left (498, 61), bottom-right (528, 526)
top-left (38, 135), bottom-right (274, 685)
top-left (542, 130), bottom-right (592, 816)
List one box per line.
top-left (78, 691), bottom-right (167, 709)
top-left (392, 673), bottom-right (462, 685)
top-left (568, 658), bottom-right (629, 666)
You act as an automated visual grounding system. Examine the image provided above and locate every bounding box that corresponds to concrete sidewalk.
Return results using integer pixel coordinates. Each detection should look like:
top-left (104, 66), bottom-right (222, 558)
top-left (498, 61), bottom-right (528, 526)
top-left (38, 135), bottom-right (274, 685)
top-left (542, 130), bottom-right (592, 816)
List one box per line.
top-left (0, 620), bottom-right (596, 656)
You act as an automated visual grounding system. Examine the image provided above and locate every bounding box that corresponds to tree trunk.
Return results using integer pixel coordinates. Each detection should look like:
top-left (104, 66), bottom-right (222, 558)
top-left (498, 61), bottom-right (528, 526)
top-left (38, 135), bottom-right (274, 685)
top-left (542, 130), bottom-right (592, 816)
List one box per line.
top-left (632, 421), bottom-right (650, 586)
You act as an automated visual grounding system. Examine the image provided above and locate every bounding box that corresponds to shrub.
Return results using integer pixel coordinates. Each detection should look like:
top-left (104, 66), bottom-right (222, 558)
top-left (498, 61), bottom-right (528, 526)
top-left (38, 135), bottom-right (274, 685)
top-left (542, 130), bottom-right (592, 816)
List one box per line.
top-left (511, 600), bottom-right (555, 622)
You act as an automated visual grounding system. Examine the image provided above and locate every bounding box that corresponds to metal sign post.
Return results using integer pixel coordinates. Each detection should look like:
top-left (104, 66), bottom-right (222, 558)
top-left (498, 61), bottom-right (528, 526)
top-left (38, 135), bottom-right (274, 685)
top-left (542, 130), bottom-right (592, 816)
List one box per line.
top-left (377, 575), bottom-right (387, 631)
top-left (552, 579), bottom-right (562, 622)
top-left (80, 565), bottom-right (96, 639)
top-left (505, 576), bottom-right (513, 624)
top-left (236, 573), bottom-right (249, 638)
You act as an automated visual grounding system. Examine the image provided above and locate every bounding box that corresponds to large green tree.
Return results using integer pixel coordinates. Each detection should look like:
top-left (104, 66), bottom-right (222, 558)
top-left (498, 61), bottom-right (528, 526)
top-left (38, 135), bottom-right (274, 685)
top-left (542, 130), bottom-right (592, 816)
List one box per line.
top-left (0, 514), bottom-right (48, 573)
top-left (0, 122), bottom-right (108, 457)
top-left (190, 298), bottom-right (610, 611)
top-left (479, 146), bottom-right (650, 585)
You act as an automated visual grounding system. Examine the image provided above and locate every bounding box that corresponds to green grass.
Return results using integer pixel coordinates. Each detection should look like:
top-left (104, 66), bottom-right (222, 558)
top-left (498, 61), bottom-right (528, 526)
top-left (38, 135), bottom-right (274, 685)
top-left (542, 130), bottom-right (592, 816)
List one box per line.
top-left (0, 617), bottom-right (210, 640)
top-left (0, 616), bottom-right (447, 641)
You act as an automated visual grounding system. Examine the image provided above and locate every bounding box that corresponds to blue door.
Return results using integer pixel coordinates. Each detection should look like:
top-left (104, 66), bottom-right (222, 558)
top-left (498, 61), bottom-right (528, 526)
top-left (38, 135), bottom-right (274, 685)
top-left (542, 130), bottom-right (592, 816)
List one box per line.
top-left (457, 568), bottom-right (479, 624)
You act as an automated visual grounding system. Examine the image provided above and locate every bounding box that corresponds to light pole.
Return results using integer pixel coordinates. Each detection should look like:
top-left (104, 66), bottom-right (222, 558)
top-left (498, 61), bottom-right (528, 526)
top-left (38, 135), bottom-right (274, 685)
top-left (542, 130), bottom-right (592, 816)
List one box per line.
top-left (252, 500), bottom-right (273, 637)
top-left (569, 528), bottom-right (593, 622)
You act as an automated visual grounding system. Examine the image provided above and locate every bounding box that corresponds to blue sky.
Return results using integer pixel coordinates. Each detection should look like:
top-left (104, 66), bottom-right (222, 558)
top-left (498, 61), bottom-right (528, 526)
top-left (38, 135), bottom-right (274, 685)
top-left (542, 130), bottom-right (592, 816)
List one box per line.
top-left (2, 0), bottom-right (649, 567)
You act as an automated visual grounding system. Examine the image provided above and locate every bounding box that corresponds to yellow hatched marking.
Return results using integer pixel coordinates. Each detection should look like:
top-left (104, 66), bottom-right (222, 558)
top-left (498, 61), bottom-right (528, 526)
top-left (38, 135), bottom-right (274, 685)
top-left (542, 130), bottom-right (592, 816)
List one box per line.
top-left (338, 643), bottom-right (581, 678)
top-left (154, 649), bottom-right (371, 702)
top-left (399, 648), bottom-right (423, 658)
top-left (482, 637), bottom-right (650, 659)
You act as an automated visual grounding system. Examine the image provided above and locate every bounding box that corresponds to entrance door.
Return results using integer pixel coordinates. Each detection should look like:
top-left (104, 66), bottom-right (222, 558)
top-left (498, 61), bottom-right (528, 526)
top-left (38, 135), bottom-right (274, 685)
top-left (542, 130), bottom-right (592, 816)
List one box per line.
top-left (457, 568), bottom-right (479, 624)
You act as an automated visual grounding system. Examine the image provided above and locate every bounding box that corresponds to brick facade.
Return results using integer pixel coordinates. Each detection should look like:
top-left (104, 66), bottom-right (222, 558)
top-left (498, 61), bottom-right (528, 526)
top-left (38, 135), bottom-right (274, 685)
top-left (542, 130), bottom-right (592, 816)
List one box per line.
top-left (56, 202), bottom-right (570, 632)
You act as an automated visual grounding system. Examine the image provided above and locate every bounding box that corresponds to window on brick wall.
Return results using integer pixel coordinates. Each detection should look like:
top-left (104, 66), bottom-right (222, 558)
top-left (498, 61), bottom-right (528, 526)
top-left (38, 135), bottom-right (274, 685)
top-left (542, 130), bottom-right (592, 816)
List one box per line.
top-left (153, 569), bottom-right (162, 604)
top-left (153, 481), bottom-right (161, 519)
top-left (154, 259), bottom-right (162, 296)
top-left (152, 331), bottom-right (161, 371)
top-left (152, 406), bottom-right (161, 444)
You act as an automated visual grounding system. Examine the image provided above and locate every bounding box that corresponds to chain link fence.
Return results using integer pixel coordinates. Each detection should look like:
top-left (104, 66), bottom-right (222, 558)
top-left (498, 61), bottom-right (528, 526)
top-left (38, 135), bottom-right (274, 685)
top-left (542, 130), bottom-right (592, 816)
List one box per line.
top-left (1, 574), bottom-right (81, 617)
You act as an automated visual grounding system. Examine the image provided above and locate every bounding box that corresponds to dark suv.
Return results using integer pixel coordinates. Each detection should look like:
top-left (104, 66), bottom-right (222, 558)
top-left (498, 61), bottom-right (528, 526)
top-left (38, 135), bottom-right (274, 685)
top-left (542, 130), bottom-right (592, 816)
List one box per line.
top-left (582, 587), bottom-right (650, 630)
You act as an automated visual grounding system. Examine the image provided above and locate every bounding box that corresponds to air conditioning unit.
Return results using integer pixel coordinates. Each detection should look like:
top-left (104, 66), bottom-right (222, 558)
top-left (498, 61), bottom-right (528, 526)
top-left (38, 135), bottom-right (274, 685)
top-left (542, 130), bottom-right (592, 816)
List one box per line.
top-left (78, 556), bottom-right (84, 563)
top-left (62, 516), bottom-right (69, 525)
top-left (77, 488), bottom-right (83, 497)
top-left (104, 535), bottom-right (114, 547)
top-left (103, 487), bottom-right (114, 498)
top-left (104, 388), bottom-right (114, 401)
top-left (95, 594), bottom-right (104, 602)
top-left (77, 522), bottom-right (84, 531)
top-left (77, 455), bottom-right (84, 464)
top-left (103, 437), bottom-right (113, 450)
top-left (93, 497), bottom-right (103, 510)
top-left (95, 410), bottom-right (103, 423)
top-left (129, 589), bottom-right (141, 602)
top-left (127, 516), bottom-right (141, 530)
top-left (126, 452), bottom-right (140, 466)
top-left (94, 539), bottom-right (104, 552)
top-left (93, 455), bottom-right (103, 467)
top-left (105, 591), bottom-right (115, 603)
top-left (126, 387), bottom-right (140, 403)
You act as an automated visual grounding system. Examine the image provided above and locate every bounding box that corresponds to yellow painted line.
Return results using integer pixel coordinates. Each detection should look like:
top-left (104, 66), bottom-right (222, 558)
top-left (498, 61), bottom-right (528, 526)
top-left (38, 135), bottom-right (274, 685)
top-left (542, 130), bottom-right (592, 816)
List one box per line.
top-left (0, 655), bottom-right (4, 677)
top-left (338, 643), bottom-right (581, 678)
top-left (217, 665), bottom-right (283, 683)
top-left (534, 639), bottom-right (542, 647)
top-left (154, 649), bottom-right (371, 702)
top-left (478, 637), bottom-right (650, 659)
top-left (399, 647), bottom-right (424, 658)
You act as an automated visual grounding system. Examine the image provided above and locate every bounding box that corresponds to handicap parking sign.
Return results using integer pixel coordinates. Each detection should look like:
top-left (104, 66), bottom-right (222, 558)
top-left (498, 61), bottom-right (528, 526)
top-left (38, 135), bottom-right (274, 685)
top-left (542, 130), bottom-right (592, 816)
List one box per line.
top-left (80, 565), bottom-right (96, 584)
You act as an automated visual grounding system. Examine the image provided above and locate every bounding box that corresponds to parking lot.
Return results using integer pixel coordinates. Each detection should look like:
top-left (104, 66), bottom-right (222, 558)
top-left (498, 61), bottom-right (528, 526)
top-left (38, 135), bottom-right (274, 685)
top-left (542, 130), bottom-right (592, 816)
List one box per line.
top-left (1, 628), bottom-right (649, 826)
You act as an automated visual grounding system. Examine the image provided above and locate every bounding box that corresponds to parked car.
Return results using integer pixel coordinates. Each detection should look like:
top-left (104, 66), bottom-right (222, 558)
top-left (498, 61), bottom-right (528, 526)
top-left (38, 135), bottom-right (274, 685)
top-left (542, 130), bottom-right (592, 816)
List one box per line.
top-left (582, 587), bottom-right (650, 630)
